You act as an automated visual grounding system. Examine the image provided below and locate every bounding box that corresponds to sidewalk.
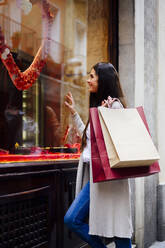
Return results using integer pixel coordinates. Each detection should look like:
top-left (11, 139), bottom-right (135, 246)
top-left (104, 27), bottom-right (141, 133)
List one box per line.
top-left (148, 241), bottom-right (165, 248)
top-left (107, 243), bottom-right (136, 248)
top-left (107, 241), bottom-right (165, 248)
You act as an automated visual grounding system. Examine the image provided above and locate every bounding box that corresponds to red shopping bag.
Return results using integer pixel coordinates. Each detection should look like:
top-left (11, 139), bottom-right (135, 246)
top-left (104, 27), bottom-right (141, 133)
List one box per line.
top-left (90, 106), bottom-right (160, 183)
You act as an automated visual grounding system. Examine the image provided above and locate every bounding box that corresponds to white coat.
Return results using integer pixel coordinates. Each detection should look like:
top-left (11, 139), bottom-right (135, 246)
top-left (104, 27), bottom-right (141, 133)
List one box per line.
top-left (72, 102), bottom-right (133, 238)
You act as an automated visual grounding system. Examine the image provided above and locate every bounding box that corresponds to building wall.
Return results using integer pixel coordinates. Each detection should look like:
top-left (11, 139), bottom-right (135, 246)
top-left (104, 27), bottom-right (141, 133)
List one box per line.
top-left (157, 0), bottom-right (165, 241)
top-left (119, 0), bottom-right (160, 247)
top-left (143, 0), bottom-right (158, 246)
top-left (157, 0), bottom-right (165, 184)
top-left (119, 0), bottom-right (135, 108)
top-left (134, 1), bottom-right (145, 247)
top-left (118, 0), bottom-right (136, 243)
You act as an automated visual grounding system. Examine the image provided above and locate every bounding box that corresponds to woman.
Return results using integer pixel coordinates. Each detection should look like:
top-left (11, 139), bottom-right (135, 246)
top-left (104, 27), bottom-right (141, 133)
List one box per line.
top-left (64, 62), bottom-right (133, 248)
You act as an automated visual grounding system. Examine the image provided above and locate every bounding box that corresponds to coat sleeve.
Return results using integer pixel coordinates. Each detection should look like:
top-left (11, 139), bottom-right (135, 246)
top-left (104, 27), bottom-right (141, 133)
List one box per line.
top-left (71, 112), bottom-right (85, 137)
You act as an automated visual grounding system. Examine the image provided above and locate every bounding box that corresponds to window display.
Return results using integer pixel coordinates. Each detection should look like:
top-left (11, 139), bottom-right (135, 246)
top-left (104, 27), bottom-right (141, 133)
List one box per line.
top-left (0, 0), bottom-right (110, 163)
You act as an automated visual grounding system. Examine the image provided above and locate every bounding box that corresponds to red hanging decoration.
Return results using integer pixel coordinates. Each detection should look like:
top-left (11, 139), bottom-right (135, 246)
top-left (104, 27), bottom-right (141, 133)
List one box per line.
top-left (0, 0), bottom-right (54, 91)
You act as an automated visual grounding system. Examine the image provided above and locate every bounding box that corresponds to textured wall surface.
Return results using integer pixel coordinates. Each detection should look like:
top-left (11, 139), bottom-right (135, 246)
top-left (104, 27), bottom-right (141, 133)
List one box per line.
top-left (118, 0), bottom-right (136, 243)
top-left (157, 0), bottom-right (165, 241)
top-left (119, 0), bottom-right (135, 108)
top-left (144, 174), bottom-right (158, 248)
top-left (144, 0), bottom-right (158, 144)
top-left (119, 0), bottom-right (160, 247)
top-left (157, 184), bottom-right (165, 241)
top-left (144, 0), bottom-right (158, 247)
top-left (157, 0), bottom-right (165, 183)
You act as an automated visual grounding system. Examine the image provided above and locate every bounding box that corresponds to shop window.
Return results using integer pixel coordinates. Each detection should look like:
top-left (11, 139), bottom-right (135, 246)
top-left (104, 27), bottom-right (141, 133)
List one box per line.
top-left (0, 0), bottom-right (115, 163)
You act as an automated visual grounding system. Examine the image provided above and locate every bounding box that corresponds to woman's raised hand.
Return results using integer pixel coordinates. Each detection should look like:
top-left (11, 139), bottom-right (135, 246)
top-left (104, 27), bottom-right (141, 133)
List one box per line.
top-left (65, 92), bottom-right (76, 115)
top-left (101, 100), bottom-right (108, 107)
top-left (101, 96), bottom-right (115, 108)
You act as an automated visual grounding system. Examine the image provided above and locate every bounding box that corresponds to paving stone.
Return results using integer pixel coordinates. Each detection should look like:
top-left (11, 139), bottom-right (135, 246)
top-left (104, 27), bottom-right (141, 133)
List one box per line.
top-left (107, 243), bottom-right (136, 248)
top-left (148, 241), bottom-right (165, 248)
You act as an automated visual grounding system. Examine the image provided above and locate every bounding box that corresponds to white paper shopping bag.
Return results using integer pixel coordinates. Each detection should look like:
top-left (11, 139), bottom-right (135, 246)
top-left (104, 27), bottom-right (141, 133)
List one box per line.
top-left (98, 106), bottom-right (160, 168)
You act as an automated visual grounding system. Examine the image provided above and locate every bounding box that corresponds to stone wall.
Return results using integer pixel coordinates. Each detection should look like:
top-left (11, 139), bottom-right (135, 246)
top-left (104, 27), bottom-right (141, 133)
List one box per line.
top-left (157, 0), bottom-right (165, 242)
top-left (119, 0), bottom-right (159, 247)
top-left (119, 0), bottom-right (135, 108)
top-left (118, 0), bottom-right (136, 241)
top-left (144, 0), bottom-right (158, 246)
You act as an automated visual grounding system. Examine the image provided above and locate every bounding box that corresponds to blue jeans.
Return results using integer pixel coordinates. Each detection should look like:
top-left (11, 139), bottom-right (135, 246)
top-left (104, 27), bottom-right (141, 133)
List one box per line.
top-left (64, 182), bottom-right (132, 248)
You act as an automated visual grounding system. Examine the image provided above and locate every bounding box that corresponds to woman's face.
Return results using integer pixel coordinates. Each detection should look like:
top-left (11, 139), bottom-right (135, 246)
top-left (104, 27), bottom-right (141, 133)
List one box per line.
top-left (87, 68), bottom-right (98, 93)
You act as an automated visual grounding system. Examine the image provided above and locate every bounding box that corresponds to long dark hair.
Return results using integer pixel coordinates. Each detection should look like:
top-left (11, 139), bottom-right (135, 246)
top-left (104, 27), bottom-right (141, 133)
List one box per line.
top-left (81, 62), bottom-right (127, 151)
top-left (90, 62), bottom-right (126, 108)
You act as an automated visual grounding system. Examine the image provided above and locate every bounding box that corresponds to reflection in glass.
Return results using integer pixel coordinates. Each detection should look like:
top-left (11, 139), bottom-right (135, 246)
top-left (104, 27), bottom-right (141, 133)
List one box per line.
top-left (0, 0), bottom-right (96, 161)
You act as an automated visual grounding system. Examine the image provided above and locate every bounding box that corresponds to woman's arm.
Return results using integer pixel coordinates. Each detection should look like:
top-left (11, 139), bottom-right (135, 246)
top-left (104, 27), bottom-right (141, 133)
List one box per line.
top-left (65, 92), bottom-right (85, 137)
top-left (71, 112), bottom-right (85, 137)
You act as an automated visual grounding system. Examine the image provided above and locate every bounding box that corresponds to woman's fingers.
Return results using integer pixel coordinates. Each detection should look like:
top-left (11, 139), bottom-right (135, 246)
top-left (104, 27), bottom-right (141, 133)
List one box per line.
top-left (101, 100), bottom-right (108, 107)
top-left (65, 94), bottom-right (71, 102)
top-left (65, 92), bottom-right (74, 104)
top-left (64, 92), bottom-right (76, 115)
top-left (68, 91), bottom-right (72, 98)
top-left (64, 101), bottom-right (70, 107)
top-left (107, 96), bottom-right (114, 105)
top-left (64, 100), bottom-right (76, 115)
top-left (65, 95), bottom-right (72, 106)
top-left (67, 92), bottom-right (73, 101)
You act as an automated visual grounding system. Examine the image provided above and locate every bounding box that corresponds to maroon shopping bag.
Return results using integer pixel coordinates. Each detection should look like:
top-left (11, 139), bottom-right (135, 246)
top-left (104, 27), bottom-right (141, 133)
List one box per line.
top-left (90, 106), bottom-right (160, 183)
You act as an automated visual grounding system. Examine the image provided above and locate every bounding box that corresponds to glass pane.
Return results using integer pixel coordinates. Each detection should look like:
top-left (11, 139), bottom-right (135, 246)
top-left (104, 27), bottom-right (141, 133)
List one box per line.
top-left (0, 0), bottom-right (109, 162)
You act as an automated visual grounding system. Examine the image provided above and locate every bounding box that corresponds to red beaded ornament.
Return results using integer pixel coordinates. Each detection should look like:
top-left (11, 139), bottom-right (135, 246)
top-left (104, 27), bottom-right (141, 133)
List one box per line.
top-left (0, 0), bottom-right (54, 91)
